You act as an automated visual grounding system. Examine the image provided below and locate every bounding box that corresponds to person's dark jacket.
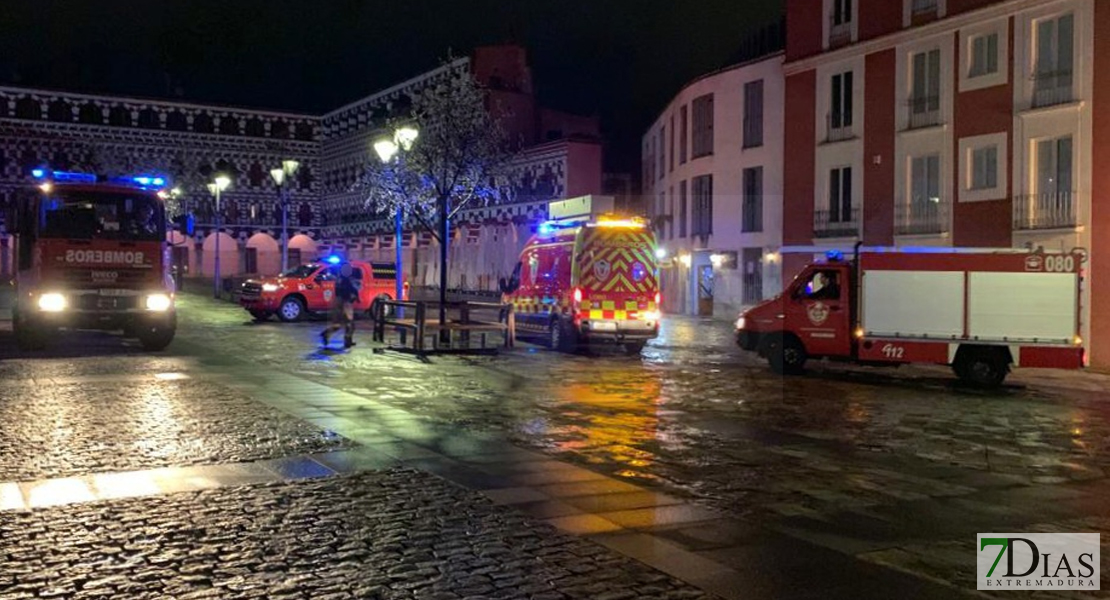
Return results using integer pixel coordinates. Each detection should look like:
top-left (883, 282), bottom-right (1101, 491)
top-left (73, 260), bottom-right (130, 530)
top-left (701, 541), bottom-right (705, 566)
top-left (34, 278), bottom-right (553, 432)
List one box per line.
top-left (335, 273), bottom-right (361, 304)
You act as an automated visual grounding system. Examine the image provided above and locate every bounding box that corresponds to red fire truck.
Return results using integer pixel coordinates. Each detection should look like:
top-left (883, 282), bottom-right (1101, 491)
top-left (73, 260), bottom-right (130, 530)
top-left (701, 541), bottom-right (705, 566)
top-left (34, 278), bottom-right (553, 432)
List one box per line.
top-left (6, 170), bottom-right (177, 351)
top-left (239, 258), bottom-right (406, 322)
top-left (501, 215), bottom-right (661, 354)
top-left (736, 246), bottom-right (1085, 386)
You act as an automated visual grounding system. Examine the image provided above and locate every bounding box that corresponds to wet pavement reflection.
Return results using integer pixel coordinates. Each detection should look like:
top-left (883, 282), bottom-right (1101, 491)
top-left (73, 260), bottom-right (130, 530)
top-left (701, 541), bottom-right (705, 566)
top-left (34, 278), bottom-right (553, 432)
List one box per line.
top-left (168, 295), bottom-right (1110, 526)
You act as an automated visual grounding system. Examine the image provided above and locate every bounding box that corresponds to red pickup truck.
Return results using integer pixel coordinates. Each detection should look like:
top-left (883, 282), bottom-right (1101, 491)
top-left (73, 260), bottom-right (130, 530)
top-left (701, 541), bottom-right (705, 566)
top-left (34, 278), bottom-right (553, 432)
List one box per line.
top-left (240, 260), bottom-right (407, 322)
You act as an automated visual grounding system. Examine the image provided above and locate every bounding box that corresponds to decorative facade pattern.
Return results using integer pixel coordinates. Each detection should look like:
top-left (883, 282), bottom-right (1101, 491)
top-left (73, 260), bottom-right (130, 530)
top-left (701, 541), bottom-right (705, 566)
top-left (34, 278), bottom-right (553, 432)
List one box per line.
top-left (0, 45), bottom-right (604, 285)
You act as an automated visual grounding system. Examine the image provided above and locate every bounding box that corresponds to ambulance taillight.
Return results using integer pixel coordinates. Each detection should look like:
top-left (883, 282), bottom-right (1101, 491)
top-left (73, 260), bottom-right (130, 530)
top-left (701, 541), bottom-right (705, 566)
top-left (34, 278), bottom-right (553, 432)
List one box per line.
top-left (654, 292), bottom-right (661, 305)
top-left (573, 287), bottom-right (583, 303)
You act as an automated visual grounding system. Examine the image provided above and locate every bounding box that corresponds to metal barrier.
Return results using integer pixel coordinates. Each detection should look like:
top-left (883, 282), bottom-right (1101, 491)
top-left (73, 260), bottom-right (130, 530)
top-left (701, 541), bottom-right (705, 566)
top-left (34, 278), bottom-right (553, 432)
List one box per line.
top-left (371, 298), bottom-right (515, 355)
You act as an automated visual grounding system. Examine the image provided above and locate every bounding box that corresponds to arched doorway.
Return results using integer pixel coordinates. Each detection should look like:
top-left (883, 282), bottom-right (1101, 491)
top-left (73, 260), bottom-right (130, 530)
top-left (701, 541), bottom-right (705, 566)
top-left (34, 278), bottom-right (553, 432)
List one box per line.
top-left (246, 232), bottom-right (280, 276)
top-left (201, 232), bottom-right (239, 278)
top-left (287, 234), bottom-right (318, 269)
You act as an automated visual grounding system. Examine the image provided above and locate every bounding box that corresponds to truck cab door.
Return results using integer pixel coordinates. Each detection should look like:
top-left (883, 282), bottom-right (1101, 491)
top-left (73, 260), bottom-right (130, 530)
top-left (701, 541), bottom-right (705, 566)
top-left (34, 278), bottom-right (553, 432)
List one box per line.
top-left (785, 265), bottom-right (851, 358)
top-left (312, 269), bottom-right (337, 309)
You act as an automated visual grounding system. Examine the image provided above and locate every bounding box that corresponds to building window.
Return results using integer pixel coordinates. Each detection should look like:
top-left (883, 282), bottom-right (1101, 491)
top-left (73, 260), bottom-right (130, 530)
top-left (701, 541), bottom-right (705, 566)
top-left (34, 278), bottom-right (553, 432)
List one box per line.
top-left (969, 33), bottom-right (999, 78)
top-left (679, 180), bottom-right (688, 238)
top-left (691, 94), bottom-right (714, 159)
top-left (742, 248), bottom-right (763, 305)
top-left (657, 192), bottom-right (666, 238)
top-left (1016, 136), bottom-right (1074, 230)
top-left (1033, 13), bottom-right (1075, 108)
top-left (909, 49), bottom-right (941, 129)
top-left (658, 126), bottom-right (666, 179)
top-left (679, 106), bottom-right (688, 164)
top-left (911, 0), bottom-right (938, 19)
top-left (828, 71), bottom-right (854, 141)
top-left (669, 115), bottom-right (675, 172)
top-left (816, 167), bottom-right (856, 237)
top-left (970, 147), bottom-right (998, 190)
top-left (830, 0), bottom-right (853, 47)
top-left (691, 175), bottom-right (713, 237)
top-left (829, 167), bottom-right (853, 221)
top-left (1036, 136), bottom-right (1073, 197)
top-left (668, 187), bottom-right (674, 240)
top-left (742, 167), bottom-right (763, 233)
top-left (901, 155), bottom-right (944, 234)
top-left (743, 80), bottom-right (764, 149)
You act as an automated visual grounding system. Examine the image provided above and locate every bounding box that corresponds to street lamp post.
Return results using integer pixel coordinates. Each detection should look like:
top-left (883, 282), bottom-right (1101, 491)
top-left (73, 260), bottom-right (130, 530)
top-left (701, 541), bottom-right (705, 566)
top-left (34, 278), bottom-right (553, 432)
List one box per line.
top-left (207, 175), bottom-right (231, 299)
top-left (374, 127), bottom-right (419, 312)
top-left (270, 160), bottom-right (300, 273)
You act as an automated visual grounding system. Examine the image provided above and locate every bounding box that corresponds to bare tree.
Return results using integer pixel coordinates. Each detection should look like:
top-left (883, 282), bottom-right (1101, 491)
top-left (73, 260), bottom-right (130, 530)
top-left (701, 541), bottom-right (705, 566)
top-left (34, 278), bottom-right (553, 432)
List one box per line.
top-left (357, 57), bottom-right (516, 334)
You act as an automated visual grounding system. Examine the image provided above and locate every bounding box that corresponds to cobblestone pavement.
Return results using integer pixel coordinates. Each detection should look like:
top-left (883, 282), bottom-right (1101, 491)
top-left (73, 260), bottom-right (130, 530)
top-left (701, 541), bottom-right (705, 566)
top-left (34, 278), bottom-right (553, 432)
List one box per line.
top-left (3, 293), bottom-right (1110, 597)
top-left (0, 469), bottom-right (712, 600)
top-left (0, 370), bottom-right (351, 482)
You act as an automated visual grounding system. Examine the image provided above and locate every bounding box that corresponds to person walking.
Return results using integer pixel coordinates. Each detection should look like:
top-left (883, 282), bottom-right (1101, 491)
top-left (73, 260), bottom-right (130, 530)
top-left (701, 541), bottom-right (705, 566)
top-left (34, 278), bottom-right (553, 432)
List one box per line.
top-left (321, 262), bottom-right (361, 349)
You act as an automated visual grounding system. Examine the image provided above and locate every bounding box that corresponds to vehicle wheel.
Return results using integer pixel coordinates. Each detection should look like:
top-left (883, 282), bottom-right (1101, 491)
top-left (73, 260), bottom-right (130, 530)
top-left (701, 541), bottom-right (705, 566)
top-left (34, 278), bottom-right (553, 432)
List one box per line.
top-left (369, 295), bottom-right (394, 319)
top-left (767, 335), bottom-right (807, 375)
top-left (137, 326), bottom-right (176, 351)
top-left (548, 318), bottom-right (576, 352)
top-left (13, 310), bottom-right (46, 351)
top-left (954, 348), bottom-right (1008, 387)
top-left (249, 310), bottom-right (271, 322)
top-left (624, 341), bottom-right (646, 356)
top-left (277, 296), bottom-right (305, 322)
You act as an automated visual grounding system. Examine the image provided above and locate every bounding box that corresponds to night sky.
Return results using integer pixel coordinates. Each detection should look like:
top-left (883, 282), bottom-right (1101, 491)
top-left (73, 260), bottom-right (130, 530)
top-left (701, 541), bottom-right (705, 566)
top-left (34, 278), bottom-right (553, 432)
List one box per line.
top-left (0, 0), bottom-right (784, 173)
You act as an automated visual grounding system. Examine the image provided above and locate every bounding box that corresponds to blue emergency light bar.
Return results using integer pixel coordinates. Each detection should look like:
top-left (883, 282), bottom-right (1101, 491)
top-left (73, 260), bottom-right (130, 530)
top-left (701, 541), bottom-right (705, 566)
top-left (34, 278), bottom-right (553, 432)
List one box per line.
top-left (324, 255), bottom-right (343, 265)
top-left (31, 169), bottom-right (168, 189)
top-left (132, 176), bottom-right (166, 187)
top-left (537, 219), bottom-right (586, 235)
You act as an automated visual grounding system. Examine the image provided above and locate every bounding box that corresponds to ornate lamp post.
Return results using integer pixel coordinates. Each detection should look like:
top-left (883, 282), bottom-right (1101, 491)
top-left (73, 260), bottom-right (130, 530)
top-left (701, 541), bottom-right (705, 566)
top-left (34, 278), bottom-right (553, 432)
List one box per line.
top-left (207, 174), bottom-right (231, 299)
top-left (269, 160), bottom-right (300, 273)
top-left (373, 126), bottom-right (419, 308)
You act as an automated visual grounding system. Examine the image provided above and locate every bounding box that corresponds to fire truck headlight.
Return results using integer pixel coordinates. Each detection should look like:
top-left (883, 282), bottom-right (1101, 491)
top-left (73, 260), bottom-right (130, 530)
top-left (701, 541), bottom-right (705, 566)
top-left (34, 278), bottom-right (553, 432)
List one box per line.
top-left (261, 283), bottom-right (280, 293)
top-left (37, 293), bottom-right (67, 312)
top-left (735, 316), bottom-right (746, 330)
top-left (145, 294), bottom-right (173, 312)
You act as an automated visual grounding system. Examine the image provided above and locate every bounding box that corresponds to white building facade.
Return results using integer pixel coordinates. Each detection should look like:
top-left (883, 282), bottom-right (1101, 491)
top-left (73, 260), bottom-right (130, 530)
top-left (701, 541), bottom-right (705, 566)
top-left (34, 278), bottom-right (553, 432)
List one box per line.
top-left (643, 52), bottom-right (786, 319)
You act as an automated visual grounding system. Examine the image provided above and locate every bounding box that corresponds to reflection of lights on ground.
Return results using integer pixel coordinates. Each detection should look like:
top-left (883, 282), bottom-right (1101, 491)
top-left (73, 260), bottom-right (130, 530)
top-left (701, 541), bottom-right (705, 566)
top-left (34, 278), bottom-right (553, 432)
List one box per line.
top-left (154, 372), bottom-right (190, 381)
top-left (136, 385), bottom-right (183, 460)
top-left (521, 418), bottom-right (549, 436)
top-left (92, 471), bottom-right (161, 499)
top-left (550, 375), bottom-right (664, 470)
top-left (24, 478), bottom-right (95, 507)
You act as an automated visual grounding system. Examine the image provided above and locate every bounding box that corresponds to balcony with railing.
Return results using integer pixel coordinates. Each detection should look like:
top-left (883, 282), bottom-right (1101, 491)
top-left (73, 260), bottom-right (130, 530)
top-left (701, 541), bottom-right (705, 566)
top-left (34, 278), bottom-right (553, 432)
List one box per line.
top-left (1032, 69), bottom-right (1075, 109)
top-left (910, 0), bottom-right (939, 23)
top-left (829, 16), bottom-right (852, 49)
top-left (814, 207), bottom-right (860, 238)
top-left (825, 113), bottom-right (855, 143)
top-left (1013, 192), bottom-right (1077, 231)
top-left (906, 96), bottom-right (941, 130)
top-left (895, 199), bottom-right (948, 235)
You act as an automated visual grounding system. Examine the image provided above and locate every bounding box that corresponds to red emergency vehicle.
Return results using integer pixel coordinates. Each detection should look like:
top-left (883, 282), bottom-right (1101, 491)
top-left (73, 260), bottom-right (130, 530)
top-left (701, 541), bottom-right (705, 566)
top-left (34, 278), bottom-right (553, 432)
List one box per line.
top-left (239, 258), bottom-right (406, 322)
top-left (6, 170), bottom-right (177, 351)
top-left (736, 246), bottom-right (1085, 386)
top-left (501, 215), bottom-right (661, 354)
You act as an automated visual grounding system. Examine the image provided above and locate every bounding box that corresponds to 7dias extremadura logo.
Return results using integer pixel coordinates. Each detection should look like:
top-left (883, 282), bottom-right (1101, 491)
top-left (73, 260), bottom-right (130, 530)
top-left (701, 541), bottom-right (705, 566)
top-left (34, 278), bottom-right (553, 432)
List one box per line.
top-left (978, 533), bottom-right (1099, 590)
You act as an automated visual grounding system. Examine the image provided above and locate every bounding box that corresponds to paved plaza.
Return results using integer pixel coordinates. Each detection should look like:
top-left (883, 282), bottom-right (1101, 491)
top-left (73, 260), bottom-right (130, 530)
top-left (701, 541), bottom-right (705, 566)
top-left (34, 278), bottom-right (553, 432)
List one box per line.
top-left (1, 293), bottom-right (1109, 598)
